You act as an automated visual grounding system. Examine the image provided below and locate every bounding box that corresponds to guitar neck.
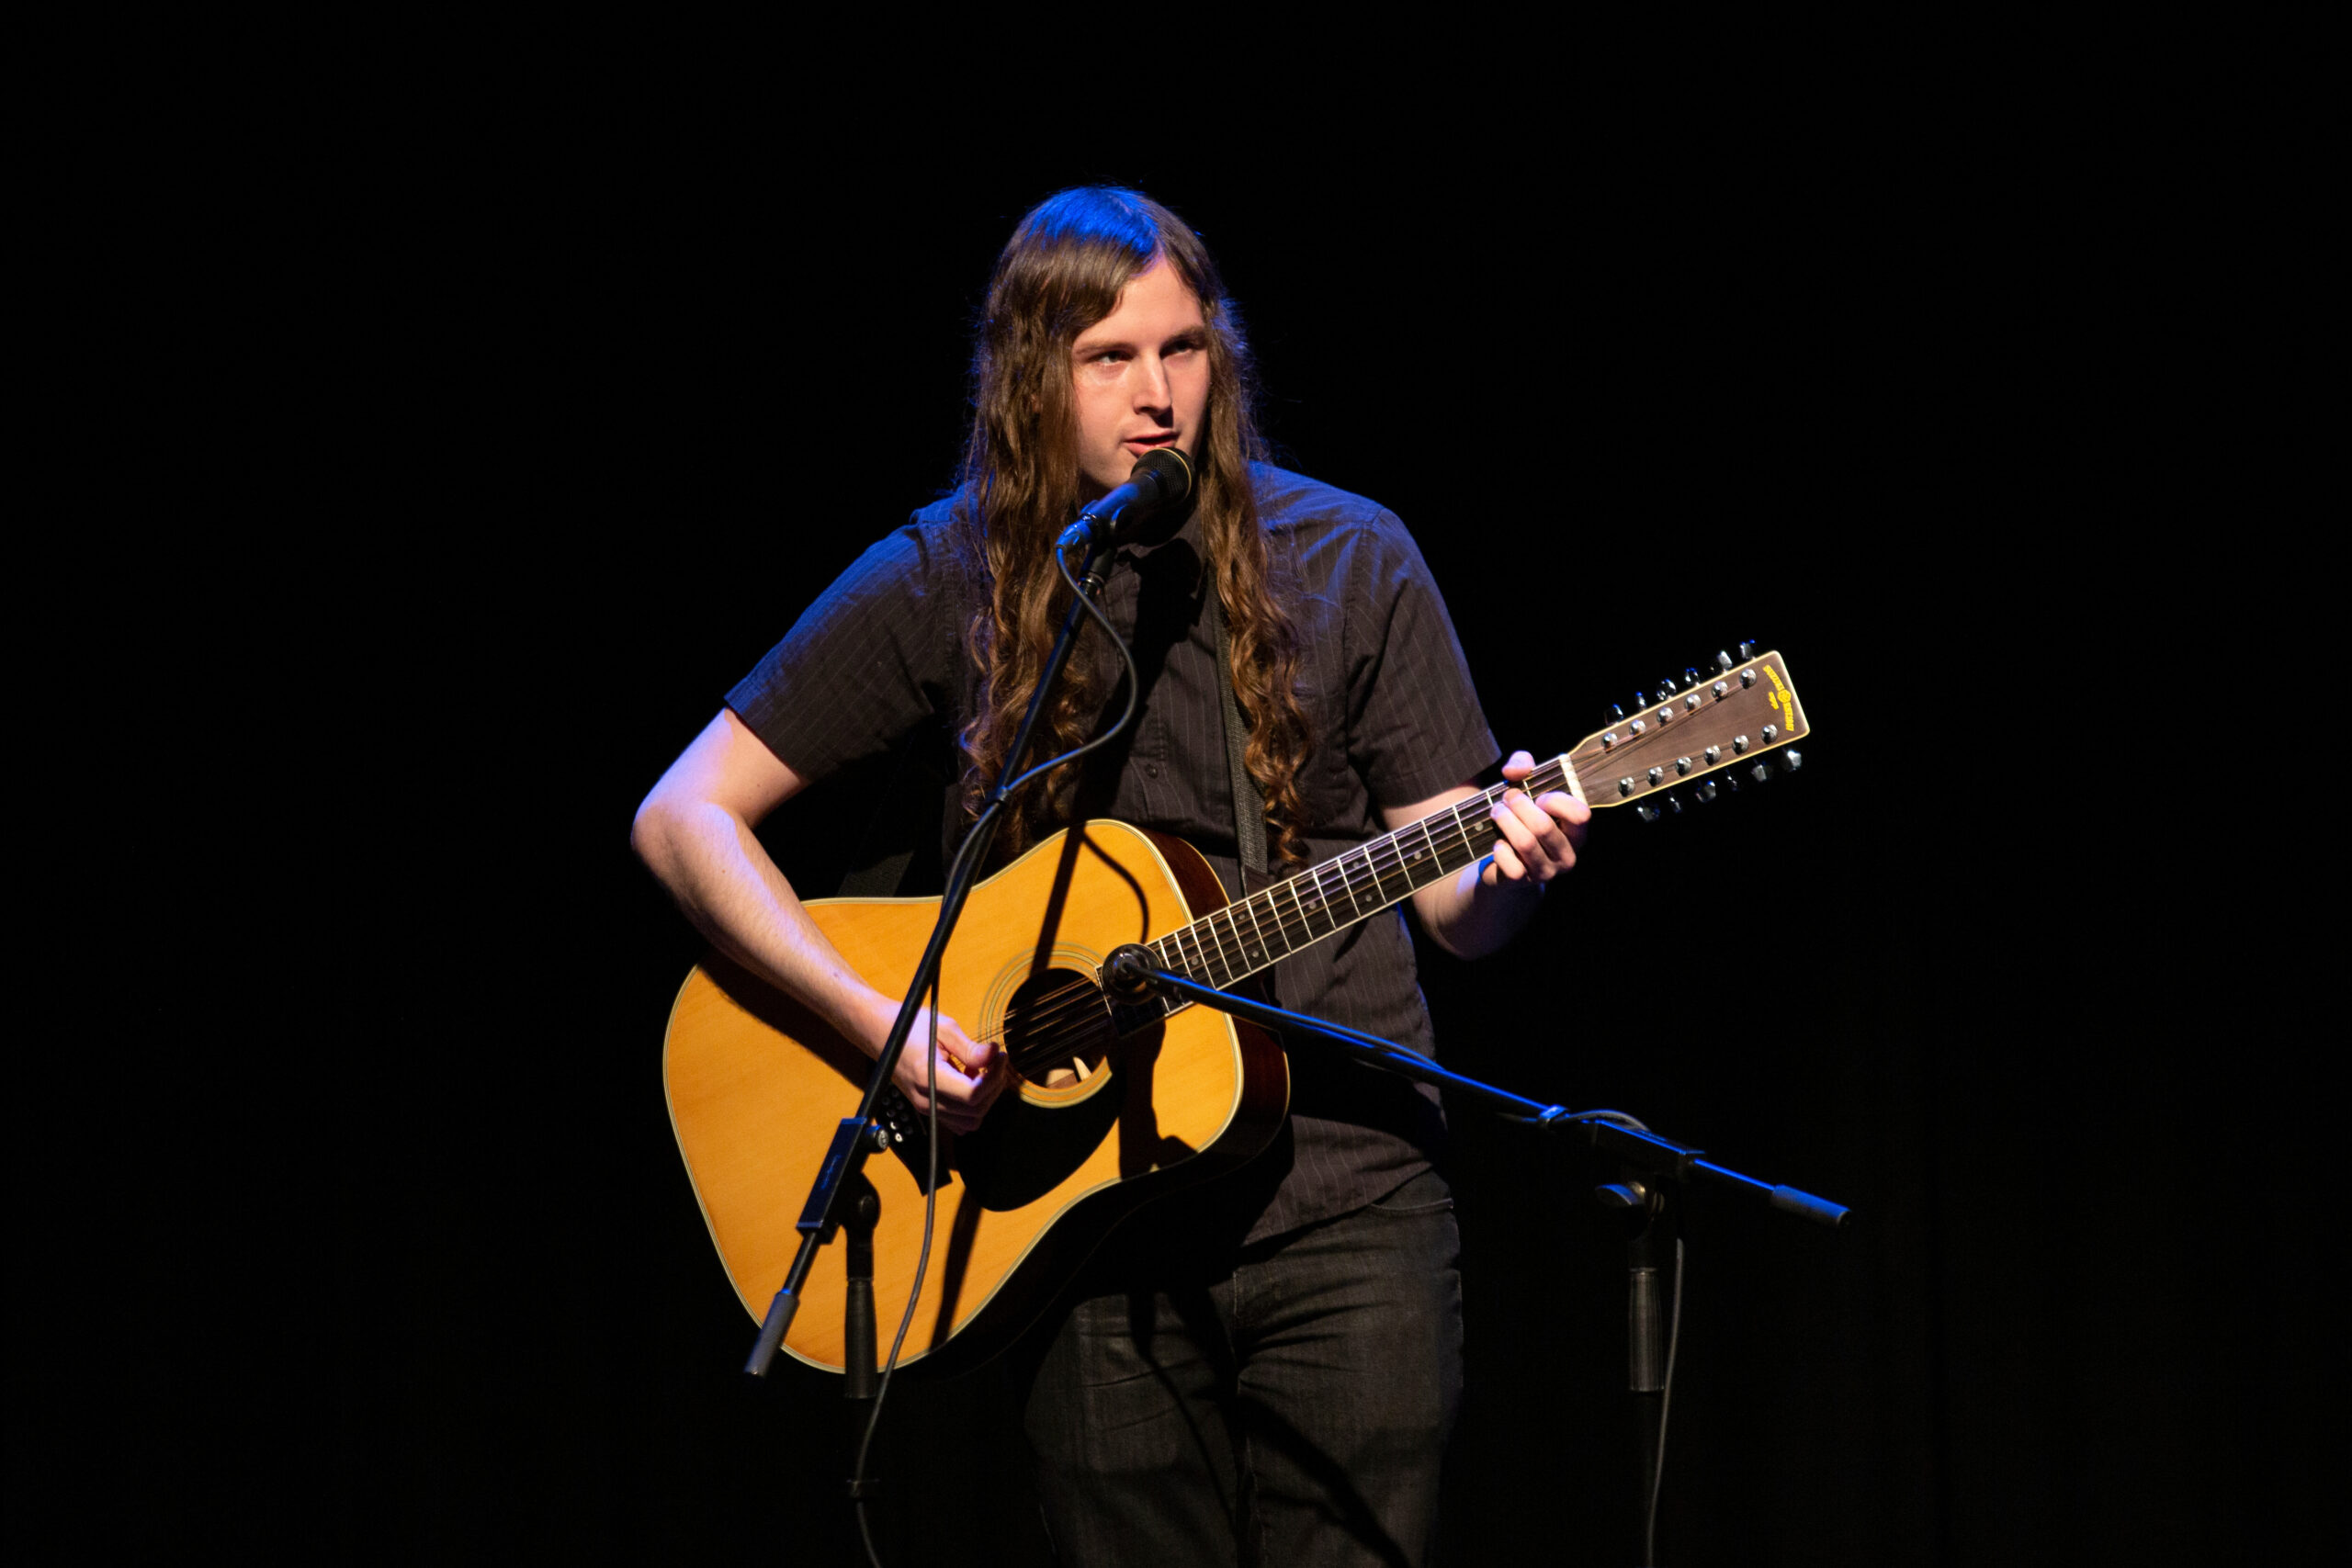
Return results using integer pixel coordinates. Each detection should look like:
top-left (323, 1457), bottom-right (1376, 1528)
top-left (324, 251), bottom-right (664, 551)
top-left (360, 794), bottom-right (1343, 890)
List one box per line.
top-left (1147, 649), bottom-right (1807, 995)
top-left (1148, 756), bottom-right (1577, 994)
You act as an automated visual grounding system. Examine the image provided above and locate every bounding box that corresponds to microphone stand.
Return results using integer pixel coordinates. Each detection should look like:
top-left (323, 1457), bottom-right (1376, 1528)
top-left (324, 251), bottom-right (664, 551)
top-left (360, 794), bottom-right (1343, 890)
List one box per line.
top-left (1103, 948), bottom-right (1850, 1565)
top-left (740, 528), bottom-right (1121, 1539)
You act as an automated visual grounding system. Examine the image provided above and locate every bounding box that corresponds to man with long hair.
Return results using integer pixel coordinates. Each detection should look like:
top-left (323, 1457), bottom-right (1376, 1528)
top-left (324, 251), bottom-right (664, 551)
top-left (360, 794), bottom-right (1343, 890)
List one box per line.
top-left (634, 186), bottom-right (1588, 1564)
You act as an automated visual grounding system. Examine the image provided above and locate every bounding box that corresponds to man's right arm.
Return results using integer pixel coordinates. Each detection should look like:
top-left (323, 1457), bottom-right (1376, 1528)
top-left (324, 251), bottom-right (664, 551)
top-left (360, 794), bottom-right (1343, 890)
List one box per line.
top-left (630, 708), bottom-right (1001, 1131)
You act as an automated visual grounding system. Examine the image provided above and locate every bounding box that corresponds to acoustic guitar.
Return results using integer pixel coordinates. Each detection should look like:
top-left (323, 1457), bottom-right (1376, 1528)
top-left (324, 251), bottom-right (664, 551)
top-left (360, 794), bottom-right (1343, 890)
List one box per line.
top-left (663, 652), bottom-right (1810, 1373)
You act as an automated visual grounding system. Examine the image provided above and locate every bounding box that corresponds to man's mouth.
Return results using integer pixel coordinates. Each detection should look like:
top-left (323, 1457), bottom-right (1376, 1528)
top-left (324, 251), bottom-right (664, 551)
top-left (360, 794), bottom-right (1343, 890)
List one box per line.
top-left (1125, 432), bottom-right (1179, 452)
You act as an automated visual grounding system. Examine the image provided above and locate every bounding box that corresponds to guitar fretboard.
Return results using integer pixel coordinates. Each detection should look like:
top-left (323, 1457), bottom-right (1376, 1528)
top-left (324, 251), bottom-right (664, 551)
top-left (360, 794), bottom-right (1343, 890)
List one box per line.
top-left (1142, 755), bottom-right (1576, 999)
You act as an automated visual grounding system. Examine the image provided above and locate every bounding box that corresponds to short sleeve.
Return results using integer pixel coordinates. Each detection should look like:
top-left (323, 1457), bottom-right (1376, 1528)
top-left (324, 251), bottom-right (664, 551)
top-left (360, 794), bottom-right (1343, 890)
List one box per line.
top-left (725, 522), bottom-right (967, 784)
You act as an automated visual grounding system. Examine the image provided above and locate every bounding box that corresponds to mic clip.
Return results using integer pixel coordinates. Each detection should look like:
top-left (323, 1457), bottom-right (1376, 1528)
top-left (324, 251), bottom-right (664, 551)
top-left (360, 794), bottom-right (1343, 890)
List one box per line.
top-left (1102, 943), bottom-right (1160, 1005)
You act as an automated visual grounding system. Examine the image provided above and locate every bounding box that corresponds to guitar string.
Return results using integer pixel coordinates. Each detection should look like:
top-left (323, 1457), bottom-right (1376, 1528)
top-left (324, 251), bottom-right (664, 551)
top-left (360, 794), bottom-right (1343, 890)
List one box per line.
top-left (997, 738), bottom-right (1642, 1073)
top-left (999, 785), bottom-right (1507, 1067)
top-left (995, 760), bottom-right (1588, 1072)
top-left (1149, 758), bottom-right (1571, 979)
top-left (1145, 759), bottom-right (1562, 972)
top-left (997, 761), bottom-right (1575, 1060)
top-left (1003, 751), bottom-right (1585, 1066)
top-left (1010, 756), bottom-right (1578, 1042)
top-left (981, 692), bottom-right (1761, 1069)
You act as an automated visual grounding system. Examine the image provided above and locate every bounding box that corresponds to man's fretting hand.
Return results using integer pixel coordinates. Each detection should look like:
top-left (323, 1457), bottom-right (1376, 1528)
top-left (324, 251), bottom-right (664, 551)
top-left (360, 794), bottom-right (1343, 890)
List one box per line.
top-left (1483, 750), bottom-right (1590, 889)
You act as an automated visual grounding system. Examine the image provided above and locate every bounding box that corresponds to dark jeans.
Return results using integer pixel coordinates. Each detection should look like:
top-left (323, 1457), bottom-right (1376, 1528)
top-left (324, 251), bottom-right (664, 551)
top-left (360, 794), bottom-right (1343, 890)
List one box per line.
top-left (1019, 1168), bottom-right (1464, 1567)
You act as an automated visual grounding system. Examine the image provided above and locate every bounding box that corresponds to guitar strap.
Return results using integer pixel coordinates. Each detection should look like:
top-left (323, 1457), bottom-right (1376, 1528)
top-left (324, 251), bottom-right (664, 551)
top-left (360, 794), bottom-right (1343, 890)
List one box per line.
top-left (1204, 583), bottom-right (1271, 889)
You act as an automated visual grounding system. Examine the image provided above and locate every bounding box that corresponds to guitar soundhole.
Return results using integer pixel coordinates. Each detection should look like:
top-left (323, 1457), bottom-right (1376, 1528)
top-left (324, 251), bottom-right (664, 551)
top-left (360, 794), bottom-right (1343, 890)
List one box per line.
top-left (1001, 967), bottom-right (1116, 1090)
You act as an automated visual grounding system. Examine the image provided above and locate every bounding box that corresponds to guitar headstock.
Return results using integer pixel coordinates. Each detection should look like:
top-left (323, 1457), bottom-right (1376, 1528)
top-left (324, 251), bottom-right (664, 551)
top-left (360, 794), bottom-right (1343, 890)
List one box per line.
top-left (1566, 649), bottom-right (1808, 816)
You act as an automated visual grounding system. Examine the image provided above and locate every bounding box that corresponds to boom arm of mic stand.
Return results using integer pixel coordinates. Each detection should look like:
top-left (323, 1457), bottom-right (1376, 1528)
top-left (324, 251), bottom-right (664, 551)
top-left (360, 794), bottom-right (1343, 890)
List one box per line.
top-left (1115, 955), bottom-right (1850, 1231)
top-left (1126, 962), bottom-right (1550, 1105)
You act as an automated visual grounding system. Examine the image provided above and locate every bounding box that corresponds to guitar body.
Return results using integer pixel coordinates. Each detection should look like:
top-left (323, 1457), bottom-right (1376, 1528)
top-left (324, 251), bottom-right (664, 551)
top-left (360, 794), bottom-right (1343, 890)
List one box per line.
top-left (662, 820), bottom-right (1290, 1374)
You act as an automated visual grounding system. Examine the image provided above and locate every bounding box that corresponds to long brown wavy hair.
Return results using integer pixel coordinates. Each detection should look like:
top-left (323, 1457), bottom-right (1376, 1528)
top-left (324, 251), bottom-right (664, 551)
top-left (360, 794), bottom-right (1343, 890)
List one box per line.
top-left (951, 186), bottom-right (1310, 868)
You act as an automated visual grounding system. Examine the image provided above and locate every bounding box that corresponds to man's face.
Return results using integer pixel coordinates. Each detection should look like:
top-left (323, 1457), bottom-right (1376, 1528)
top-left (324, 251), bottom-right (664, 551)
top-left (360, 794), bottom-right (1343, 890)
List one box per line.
top-left (1069, 258), bottom-right (1211, 502)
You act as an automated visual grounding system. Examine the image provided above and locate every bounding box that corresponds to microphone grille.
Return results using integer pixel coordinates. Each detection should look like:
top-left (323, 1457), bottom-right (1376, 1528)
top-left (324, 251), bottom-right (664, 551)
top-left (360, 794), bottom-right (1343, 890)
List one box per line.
top-left (1136, 445), bottom-right (1193, 502)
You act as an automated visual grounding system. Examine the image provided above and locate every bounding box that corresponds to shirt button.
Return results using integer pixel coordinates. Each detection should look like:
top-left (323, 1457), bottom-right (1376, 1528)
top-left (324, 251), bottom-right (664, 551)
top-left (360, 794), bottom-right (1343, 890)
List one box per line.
top-left (1146, 762), bottom-right (1162, 778)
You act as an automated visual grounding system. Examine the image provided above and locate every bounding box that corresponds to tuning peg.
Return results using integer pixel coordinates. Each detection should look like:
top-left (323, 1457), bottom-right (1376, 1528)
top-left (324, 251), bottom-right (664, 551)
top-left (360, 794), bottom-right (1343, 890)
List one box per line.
top-left (1714, 650), bottom-right (1735, 674)
top-left (1749, 761), bottom-right (1771, 784)
top-left (1682, 667), bottom-right (1702, 690)
top-left (1610, 701), bottom-right (1626, 723)
top-left (1656, 674), bottom-right (1679, 700)
top-left (1635, 803), bottom-right (1660, 823)
top-left (1695, 780), bottom-right (1719, 804)
top-left (1781, 750), bottom-right (1803, 773)
top-left (1737, 640), bottom-right (1759, 660)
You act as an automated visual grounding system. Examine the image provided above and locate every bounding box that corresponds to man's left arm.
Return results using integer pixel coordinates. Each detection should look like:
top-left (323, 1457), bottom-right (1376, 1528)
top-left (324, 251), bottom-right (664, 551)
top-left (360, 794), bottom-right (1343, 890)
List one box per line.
top-left (1385, 750), bottom-right (1590, 960)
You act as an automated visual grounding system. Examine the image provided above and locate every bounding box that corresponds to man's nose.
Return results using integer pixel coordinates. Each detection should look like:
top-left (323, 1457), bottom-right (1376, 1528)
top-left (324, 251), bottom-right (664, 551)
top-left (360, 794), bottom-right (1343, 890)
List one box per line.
top-left (1133, 354), bottom-right (1172, 412)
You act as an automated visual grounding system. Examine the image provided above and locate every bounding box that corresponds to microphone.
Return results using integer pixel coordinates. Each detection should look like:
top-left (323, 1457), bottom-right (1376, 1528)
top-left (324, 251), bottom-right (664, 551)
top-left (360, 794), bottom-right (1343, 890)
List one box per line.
top-left (1057, 447), bottom-right (1194, 553)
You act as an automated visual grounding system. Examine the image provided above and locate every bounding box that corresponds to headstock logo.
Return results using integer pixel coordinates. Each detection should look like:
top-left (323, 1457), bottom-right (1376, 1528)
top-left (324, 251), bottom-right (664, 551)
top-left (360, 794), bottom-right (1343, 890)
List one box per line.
top-left (1763, 662), bottom-right (1797, 732)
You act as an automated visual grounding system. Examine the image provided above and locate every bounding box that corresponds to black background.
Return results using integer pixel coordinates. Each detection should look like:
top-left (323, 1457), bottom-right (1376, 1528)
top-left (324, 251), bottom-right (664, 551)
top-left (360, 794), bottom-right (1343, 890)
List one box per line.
top-left (11, 30), bottom-right (2329, 1568)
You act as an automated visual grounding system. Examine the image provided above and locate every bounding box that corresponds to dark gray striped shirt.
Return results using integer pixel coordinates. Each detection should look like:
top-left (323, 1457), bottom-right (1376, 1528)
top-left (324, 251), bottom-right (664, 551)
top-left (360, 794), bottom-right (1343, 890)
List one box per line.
top-left (729, 464), bottom-right (1497, 1244)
